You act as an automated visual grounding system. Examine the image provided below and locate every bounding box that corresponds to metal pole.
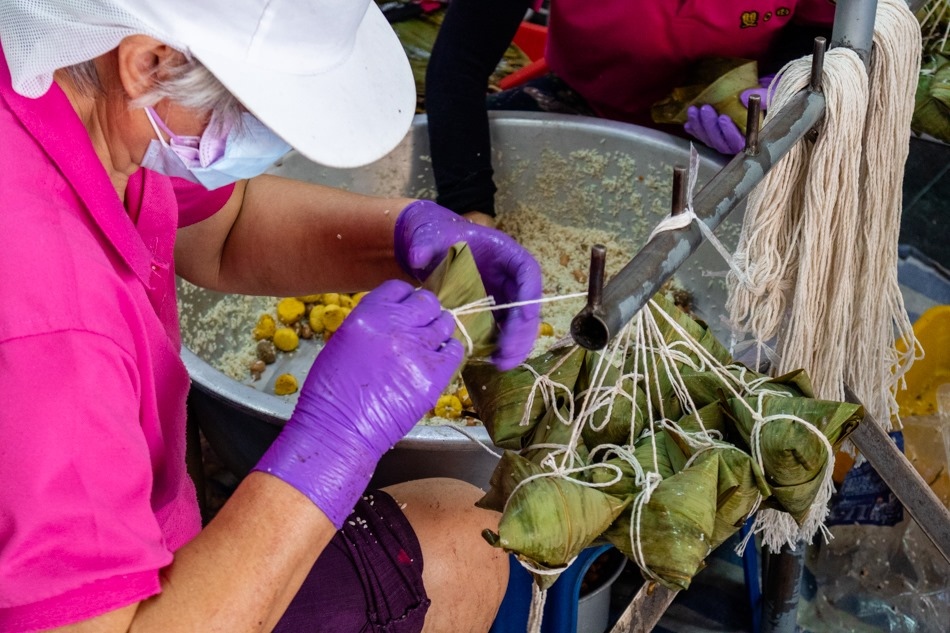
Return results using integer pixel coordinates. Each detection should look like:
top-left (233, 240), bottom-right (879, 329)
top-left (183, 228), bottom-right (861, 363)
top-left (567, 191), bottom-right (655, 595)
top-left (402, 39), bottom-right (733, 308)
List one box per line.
top-left (609, 583), bottom-right (678, 633)
top-left (831, 0), bottom-right (879, 62)
top-left (760, 544), bottom-right (806, 633)
top-left (845, 388), bottom-right (950, 564)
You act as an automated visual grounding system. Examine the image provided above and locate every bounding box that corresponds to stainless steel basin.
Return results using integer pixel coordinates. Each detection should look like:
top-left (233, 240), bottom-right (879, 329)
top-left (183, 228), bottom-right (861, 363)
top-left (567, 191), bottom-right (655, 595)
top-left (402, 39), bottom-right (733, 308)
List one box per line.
top-left (181, 111), bottom-right (736, 489)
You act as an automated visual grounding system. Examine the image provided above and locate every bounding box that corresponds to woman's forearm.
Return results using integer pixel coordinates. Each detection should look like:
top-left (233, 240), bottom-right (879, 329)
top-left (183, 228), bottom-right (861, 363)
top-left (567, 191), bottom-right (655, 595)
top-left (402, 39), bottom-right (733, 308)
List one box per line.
top-left (176, 174), bottom-right (415, 296)
top-left (53, 473), bottom-right (334, 633)
top-left (131, 473), bottom-right (334, 632)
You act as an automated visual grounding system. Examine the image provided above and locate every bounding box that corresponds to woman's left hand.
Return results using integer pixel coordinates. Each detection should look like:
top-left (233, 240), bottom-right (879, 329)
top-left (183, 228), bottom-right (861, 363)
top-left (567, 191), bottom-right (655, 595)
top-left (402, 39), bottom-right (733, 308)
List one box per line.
top-left (394, 200), bottom-right (542, 371)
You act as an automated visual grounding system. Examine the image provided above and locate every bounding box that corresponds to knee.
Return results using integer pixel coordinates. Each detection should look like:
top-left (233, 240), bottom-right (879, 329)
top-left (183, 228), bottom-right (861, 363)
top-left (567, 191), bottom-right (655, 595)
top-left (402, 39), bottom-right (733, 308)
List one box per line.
top-left (384, 478), bottom-right (509, 631)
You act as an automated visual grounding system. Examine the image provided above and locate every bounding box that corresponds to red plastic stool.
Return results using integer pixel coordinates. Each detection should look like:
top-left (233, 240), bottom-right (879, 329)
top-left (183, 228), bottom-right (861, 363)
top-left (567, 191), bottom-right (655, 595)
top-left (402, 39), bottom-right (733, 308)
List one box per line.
top-left (499, 21), bottom-right (550, 91)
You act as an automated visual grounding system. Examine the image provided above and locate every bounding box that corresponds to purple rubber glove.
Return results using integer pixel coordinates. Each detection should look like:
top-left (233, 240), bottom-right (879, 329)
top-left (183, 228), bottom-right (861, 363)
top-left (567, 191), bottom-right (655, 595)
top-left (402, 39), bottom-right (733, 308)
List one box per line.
top-left (253, 279), bottom-right (464, 527)
top-left (394, 200), bottom-right (543, 371)
top-left (685, 75), bottom-right (775, 155)
top-left (740, 74), bottom-right (776, 109)
top-left (684, 104), bottom-right (746, 154)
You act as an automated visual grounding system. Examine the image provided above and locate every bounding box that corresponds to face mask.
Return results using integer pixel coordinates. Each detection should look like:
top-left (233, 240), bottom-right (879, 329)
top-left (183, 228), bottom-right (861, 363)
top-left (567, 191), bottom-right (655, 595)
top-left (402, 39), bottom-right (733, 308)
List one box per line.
top-left (140, 107), bottom-right (292, 190)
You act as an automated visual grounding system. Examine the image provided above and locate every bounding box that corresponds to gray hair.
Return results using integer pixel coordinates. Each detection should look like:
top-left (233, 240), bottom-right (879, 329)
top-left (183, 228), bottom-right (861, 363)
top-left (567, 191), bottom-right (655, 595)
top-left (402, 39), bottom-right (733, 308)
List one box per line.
top-left (62, 53), bottom-right (244, 131)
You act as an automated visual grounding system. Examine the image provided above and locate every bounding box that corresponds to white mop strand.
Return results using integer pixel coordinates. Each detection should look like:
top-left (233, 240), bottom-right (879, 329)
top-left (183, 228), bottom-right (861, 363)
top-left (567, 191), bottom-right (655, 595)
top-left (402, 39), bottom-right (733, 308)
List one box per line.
top-left (848, 0), bottom-right (922, 426)
top-left (727, 0), bottom-right (921, 424)
top-left (737, 46), bottom-right (870, 405)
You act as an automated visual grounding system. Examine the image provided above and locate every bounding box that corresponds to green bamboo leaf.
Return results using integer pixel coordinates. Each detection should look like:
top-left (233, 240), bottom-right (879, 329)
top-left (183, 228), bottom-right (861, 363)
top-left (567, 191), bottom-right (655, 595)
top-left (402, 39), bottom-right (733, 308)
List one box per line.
top-left (604, 452), bottom-right (720, 591)
top-left (423, 241), bottom-right (496, 360)
top-left (523, 404), bottom-right (590, 469)
top-left (650, 58), bottom-right (761, 133)
top-left (633, 430), bottom-right (688, 479)
top-left (675, 402), bottom-right (730, 436)
top-left (477, 450), bottom-right (547, 513)
top-left (589, 456), bottom-right (643, 497)
top-left (463, 345), bottom-right (587, 449)
top-left (487, 477), bottom-right (631, 573)
top-left (727, 395), bottom-right (863, 522)
top-left (709, 447), bottom-right (770, 548)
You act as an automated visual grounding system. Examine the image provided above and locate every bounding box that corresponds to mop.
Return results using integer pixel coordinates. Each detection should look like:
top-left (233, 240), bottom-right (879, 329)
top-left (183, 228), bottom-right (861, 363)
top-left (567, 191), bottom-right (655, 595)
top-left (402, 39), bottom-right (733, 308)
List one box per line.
top-left (727, 0), bottom-right (922, 428)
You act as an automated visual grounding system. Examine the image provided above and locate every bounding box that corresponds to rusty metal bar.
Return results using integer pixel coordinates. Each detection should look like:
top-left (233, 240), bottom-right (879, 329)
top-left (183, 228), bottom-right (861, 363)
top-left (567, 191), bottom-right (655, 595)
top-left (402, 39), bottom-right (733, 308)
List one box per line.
top-left (745, 94), bottom-right (763, 156)
top-left (831, 0), bottom-right (879, 62)
top-left (586, 244), bottom-right (607, 310)
top-left (609, 583), bottom-right (678, 633)
top-left (809, 37), bottom-right (827, 92)
top-left (845, 387), bottom-right (950, 564)
top-left (760, 544), bottom-right (806, 633)
top-left (671, 166), bottom-right (687, 215)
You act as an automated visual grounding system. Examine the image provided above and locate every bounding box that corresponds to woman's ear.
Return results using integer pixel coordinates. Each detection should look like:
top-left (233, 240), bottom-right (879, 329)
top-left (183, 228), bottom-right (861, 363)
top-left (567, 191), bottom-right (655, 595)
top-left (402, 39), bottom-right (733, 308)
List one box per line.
top-left (115, 34), bottom-right (183, 100)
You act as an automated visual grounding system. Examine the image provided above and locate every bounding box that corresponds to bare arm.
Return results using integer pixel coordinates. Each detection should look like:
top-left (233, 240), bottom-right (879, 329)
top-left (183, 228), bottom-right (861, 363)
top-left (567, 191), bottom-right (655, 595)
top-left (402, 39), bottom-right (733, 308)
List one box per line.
top-left (52, 473), bottom-right (334, 633)
top-left (175, 174), bottom-right (416, 296)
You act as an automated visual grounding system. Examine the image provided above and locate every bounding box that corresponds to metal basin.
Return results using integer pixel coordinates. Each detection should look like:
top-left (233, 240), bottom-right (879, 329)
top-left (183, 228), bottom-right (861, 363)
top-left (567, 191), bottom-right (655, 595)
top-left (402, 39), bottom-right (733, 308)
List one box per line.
top-left (181, 111), bottom-right (736, 489)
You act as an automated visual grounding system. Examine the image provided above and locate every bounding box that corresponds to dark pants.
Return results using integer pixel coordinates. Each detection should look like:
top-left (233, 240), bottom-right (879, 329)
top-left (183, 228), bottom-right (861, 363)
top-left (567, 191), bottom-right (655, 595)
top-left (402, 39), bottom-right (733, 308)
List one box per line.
top-left (273, 491), bottom-right (429, 632)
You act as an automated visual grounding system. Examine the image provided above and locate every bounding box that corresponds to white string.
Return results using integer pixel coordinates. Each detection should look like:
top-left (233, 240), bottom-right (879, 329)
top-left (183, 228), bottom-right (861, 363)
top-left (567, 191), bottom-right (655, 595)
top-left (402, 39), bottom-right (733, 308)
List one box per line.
top-left (526, 583), bottom-right (548, 633)
top-left (448, 297), bottom-right (496, 355)
top-left (518, 361), bottom-right (576, 428)
top-left (648, 145), bottom-right (752, 285)
top-left (431, 423), bottom-right (503, 458)
top-left (447, 291), bottom-right (588, 357)
top-left (629, 471), bottom-right (664, 583)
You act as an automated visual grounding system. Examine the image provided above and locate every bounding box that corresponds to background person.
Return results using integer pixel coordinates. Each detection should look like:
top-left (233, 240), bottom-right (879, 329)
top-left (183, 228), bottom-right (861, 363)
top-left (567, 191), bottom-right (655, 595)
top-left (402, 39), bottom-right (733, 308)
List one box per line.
top-left (424, 0), bottom-right (835, 225)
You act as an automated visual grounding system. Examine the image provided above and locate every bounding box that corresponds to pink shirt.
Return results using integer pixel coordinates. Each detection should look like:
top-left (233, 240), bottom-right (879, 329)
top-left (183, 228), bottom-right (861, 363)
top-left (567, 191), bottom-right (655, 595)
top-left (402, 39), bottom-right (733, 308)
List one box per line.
top-left (545, 0), bottom-right (836, 125)
top-left (0, 48), bottom-right (234, 630)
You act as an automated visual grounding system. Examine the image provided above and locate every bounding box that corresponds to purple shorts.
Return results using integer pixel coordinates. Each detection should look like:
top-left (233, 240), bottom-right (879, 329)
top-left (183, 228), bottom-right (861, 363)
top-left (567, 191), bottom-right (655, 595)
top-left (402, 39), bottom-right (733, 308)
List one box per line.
top-left (273, 490), bottom-right (430, 633)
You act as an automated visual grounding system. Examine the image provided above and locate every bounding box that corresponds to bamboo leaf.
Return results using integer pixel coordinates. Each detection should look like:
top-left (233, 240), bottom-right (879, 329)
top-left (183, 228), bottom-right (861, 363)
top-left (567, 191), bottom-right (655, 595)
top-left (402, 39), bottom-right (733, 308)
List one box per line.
top-left (650, 58), bottom-right (761, 133)
top-left (463, 345), bottom-right (587, 449)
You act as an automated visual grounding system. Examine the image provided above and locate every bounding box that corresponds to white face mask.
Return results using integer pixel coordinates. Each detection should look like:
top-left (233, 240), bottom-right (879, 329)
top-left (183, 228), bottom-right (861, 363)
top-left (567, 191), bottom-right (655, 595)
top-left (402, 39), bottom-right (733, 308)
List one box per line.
top-left (140, 107), bottom-right (291, 189)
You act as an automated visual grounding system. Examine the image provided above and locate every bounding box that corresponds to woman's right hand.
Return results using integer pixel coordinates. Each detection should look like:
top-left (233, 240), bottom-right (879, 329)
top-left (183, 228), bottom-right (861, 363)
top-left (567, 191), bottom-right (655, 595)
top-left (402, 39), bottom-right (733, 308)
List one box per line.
top-left (253, 279), bottom-right (464, 527)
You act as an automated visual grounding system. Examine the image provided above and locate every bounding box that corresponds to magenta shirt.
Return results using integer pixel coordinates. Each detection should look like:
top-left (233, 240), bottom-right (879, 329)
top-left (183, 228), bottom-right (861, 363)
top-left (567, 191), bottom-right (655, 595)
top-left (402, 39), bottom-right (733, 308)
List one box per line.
top-left (0, 48), bottom-right (234, 630)
top-left (545, 0), bottom-right (836, 125)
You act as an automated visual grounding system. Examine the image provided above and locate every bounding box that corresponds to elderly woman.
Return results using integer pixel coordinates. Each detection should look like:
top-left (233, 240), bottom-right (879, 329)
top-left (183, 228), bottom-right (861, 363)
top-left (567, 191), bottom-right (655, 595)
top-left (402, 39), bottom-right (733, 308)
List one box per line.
top-left (0, 1), bottom-right (543, 631)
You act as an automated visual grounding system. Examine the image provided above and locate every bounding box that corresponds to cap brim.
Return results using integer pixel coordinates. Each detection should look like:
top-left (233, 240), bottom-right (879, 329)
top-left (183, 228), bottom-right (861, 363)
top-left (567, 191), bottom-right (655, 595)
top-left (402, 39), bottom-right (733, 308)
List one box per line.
top-left (190, 3), bottom-right (415, 168)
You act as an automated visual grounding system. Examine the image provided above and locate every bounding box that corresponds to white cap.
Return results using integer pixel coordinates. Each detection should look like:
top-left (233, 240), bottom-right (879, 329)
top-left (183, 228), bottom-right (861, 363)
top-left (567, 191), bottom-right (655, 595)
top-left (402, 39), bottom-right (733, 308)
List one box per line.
top-left (0, 0), bottom-right (415, 167)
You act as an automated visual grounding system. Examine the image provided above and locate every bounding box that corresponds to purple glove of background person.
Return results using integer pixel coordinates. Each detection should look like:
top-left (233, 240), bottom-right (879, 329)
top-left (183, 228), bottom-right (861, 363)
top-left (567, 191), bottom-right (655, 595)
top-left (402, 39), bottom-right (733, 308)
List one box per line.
top-left (684, 104), bottom-right (746, 154)
top-left (740, 74), bottom-right (776, 109)
top-left (684, 75), bottom-right (774, 155)
top-left (394, 200), bottom-right (543, 371)
top-left (253, 279), bottom-right (464, 528)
